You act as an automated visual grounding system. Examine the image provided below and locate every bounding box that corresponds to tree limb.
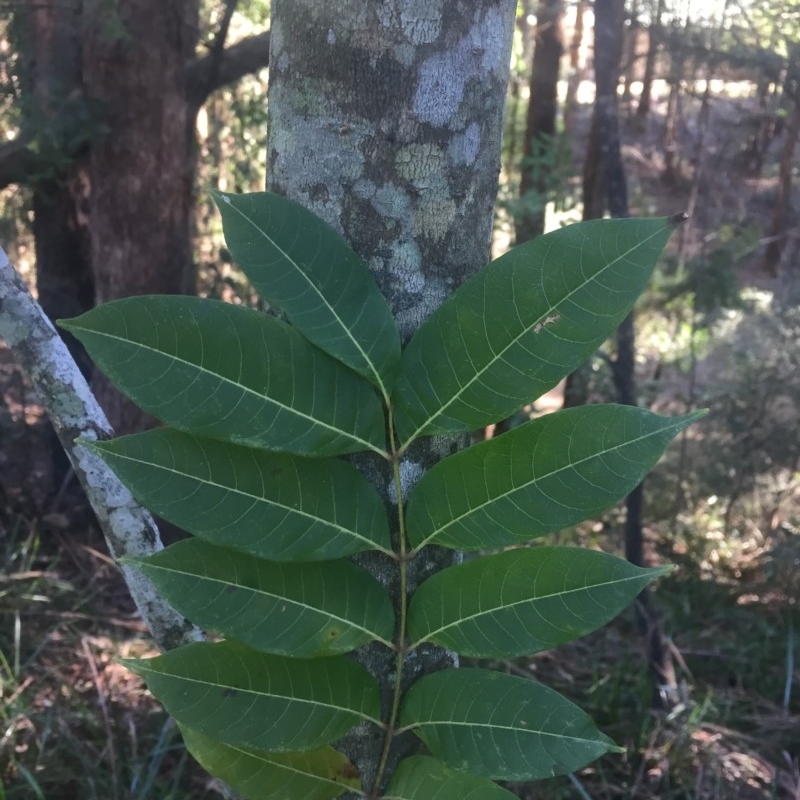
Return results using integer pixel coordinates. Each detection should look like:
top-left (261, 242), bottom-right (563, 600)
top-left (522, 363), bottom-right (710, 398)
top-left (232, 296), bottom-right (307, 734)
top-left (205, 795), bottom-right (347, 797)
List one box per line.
top-left (186, 30), bottom-right (270, 109)
top-left (0, 133), bottom-right (37, 191)
top-left (194, 0), bottom-right (240, 108)
top-left (0, 246), bottom-right (202, 652)
top-left (0, 29), bottom-right (270, 191)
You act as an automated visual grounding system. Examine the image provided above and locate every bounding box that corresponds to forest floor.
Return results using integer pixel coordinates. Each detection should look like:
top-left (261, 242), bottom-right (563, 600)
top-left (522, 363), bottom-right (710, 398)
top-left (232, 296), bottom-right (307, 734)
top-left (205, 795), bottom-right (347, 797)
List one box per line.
top-left (1, 82), bottom-right (799, 800)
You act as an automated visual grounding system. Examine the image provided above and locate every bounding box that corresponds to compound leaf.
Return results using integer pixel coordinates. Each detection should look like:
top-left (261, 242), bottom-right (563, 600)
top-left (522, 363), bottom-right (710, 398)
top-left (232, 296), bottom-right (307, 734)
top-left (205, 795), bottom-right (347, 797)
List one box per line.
top-left (393, 216), bottom-right (683, 444)
top-left (407, 546), bottom-right (669, 657)
top-left (125, 539), bottom-right (395, 656)
top-left (60, 296), bottom-right (386, 457)
top-left (122, 641), bottom-right (380, 753)
top-left (213, 190), bottom-right (400, 399)
top-left (385, 755), bottom-right (518, 800)
top-left (85, 428), bottom-right (391, 560)
top-left (405, 405), bottom-right (704, 551)
top-left (398, 668), bottom-right (621, 781)
top-left (180, 726), bottom-right (360, 800)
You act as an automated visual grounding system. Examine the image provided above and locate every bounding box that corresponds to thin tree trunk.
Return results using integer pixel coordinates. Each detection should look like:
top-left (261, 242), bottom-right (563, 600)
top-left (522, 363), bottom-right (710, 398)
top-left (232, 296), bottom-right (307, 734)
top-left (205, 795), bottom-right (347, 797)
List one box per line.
top-left (662, 17), bottom-right (691, 185)
top-left (515, 0), bottom-right (564, 243)
top-left (586, 0), bottom-right (678, 710)
top-left (564, 0), bottom-right (587, 133)
top-left (18, 0), bottom-right (94, 362)
top-left (763, 43), bottom-right (800, 275)
top-left (13, 1), bottom-right (95, 484)
top-left (81, 0), bottom-right (199, 432)
top-left (267, 3), bottom-right (516, 794)
top-left (582, 0), bottom-right (627, 221)
top-left (621, 0), bottom-right (638, 107)
top-left (775, 226), bottom-right (800, 312)
top-left (636, 0), bottom-right (665, 120)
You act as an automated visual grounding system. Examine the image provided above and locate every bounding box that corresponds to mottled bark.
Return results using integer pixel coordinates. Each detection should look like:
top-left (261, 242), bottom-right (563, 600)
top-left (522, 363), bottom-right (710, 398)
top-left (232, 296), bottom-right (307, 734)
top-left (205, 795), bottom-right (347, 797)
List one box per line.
top-left (267, 3), bottom-right (515, 794)
top-left (516, 0), bottom-right (564, 243)
top-left (0, 248), bottom-right (202, 653)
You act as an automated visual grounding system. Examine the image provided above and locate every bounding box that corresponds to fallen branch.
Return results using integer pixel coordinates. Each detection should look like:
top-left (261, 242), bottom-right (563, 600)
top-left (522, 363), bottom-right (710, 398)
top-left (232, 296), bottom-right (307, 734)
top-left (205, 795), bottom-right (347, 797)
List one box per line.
top-left (0, 246), bottom-right (202, 652)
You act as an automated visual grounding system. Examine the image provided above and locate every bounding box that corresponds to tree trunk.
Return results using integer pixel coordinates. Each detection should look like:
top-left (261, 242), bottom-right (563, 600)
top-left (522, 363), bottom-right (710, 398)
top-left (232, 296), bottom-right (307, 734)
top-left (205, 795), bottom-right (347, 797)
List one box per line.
top-left (568, 0), bottom-right (629, 409)
top-left (661, 17), bottom-right (691, 185)
top-left (16, 0), bottom-right (94, 365)
top-left (584, 0), bottom-right (678, 710)
top-left (582, 0), bottom-right (627, 222)
top-left (763, 43), bottom-right (800, 275)
top-left (10, 1), bottom-right (271, 437)
top-left (82, 0), bottom-right (198, 302)
top-left (776, 226), bottom-right (800, 312)
top-left (515, 0), bottom-right (564, 243)
top-left (621, 0), bottom-right (638, 107)
top-left (563, 0), bottom-right (587, 133)
top-left (267, 2), bottom-right (516, 794)
top-left (81, 0), bottom-right (199, 432)
top-left (12, 1), bottom-right (95, 485)
top-left (635, 0), bottom-right (665, 120)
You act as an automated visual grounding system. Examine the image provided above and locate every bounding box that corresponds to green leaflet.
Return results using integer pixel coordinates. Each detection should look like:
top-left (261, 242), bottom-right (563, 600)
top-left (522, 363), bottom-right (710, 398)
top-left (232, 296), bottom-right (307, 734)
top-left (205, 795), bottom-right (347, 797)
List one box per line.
top-left (180, 726), bottom-right (360, 800)
top-left (69, 201), bottom-right (697, 798)
top-left (85, 428), bottom-right (392, 560)
top-left (385, 756), bottom-right (518, 800)
top-left (407, 546), bottom-right (669, 657)
top-left (60, 295), bottom-right (386, 458)
top-left (212, 190), bottom-right (400, 399)
top-left (123, 641), bottom-right (381, 753)
top-left (392, 216), bottom-right (683, 445)
top-left (405, 405), bottom-right (705, 551)
top-left (398, 668), bottom-right (622, 781)
top-left (125, 539), bottom-right (395, 656)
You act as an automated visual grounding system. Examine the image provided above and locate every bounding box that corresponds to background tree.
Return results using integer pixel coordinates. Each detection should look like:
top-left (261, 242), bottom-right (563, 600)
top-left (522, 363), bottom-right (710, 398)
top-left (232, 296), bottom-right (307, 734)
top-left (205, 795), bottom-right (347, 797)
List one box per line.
top-left (564, 0), bottom-right (588, 132)
top-left (763, 42), bottom-right (800, 274)
top-left (515, 0), bottom-right (564, 243)
top-left (11, 1), bottom-right (93, 377)
top-left (0, 0), bottom-right (272, 433)
top-left (636, 0), bottom-right (667, 119)
top-left (582, 0), bottom-right (679, 707)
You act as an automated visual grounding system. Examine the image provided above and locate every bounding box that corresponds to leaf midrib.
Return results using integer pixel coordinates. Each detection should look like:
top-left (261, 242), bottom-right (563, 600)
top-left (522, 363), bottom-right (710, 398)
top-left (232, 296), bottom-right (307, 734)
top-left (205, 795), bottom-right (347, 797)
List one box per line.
top-left (412, 571), bottom-right (651, 645)
top-left (210, 741), bottom-right (351, 788)
top-left (77, 325), bottom-right (385, 456)
top-left (401, 717), bottom-right (605, 745)
top-left (403, 223), bottom-right (668, 444)
top-left (414, 418), bottom-right (684, 549)
top-left (98, 447), bottom-right (392, 555)
top-left (142, 561), bottom-right (392, 644)
top-left (135, 666), bottom-right (381, 724)
top-left (222, 197), bottom-right (390, 402)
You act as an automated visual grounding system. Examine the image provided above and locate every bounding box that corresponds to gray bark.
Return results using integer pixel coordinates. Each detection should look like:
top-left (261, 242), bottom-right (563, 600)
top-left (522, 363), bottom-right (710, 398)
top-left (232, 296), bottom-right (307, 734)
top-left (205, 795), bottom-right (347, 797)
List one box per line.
top-left (0, 247), bottom-right (202, 653)
top-left (267, 2), bottom-right (515, 795)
